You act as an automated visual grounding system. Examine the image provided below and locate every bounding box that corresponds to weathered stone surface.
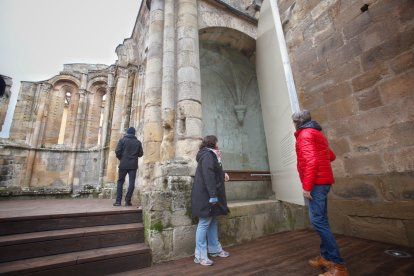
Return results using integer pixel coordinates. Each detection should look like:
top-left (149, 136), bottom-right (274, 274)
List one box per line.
top-left (355, 88), bottom-right (383, 111)
top-left (351, 64), bottom-right (389, 92)
top-left (343, 153), bottom-right (385, 176)
top-left (326, 96), bottom-right (357, 120)
top-left (348, 216), bottom-right (409, 246)
top-left (383, 147), bottom-right (414, 173)
top-left (379, 70), bottom-right (414, 104)
top-left (361, 29), bottom-right (414, 71)
top-left (172, 225), bottom-right (196, 258)
top-left (390, 51), bottom-right (414, 74)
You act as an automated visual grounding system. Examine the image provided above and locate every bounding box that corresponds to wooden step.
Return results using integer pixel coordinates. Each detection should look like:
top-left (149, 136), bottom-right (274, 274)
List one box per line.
top-left (0, 243), bottom-right (152, 276)
top-left (0, 223), bottom-right (144, 263)
top-left (0, 209), bottom-right (142, 235)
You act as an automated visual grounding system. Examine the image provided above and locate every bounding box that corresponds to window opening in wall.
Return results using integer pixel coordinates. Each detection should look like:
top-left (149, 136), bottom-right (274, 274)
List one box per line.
top-left (58, 91), bottom-right (72, 144)
top-left (97, 92), bottom-right (106, 145)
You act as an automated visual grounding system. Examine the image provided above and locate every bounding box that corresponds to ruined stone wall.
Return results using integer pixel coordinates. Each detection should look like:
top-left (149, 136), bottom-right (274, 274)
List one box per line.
top-left (0, 75), bottom-right (12, 133)
top-left (278, 0), bottom-right (414, 246)
top-left (0, 141), bottom-right (101, 196)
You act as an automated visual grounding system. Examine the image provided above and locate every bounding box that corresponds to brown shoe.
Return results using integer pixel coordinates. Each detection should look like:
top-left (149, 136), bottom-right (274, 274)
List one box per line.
top-left (308, 255), bottom-right (334, 270)
top-left (319, 264), bottom-right (349, 276)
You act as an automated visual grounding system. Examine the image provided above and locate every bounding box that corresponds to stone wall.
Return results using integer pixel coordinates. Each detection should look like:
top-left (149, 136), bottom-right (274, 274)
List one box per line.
top-left (0, 75), bottom-right (12, 133)
top-left (0, 140), bottom-right (102, 197)
top-left (278, 0), bottom-right (414, 246)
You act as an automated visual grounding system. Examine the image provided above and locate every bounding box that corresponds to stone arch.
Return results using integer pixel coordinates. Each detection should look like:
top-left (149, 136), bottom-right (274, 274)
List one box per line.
top-left (43, 80), bottom-right (79, 146)
top-left (199, 26), bottom-right (269, 173)
top-left (198, 1), bottom-right (257, 39)
top-left (48, 74), bottom-right (81, 88)
top-left (87, 76), bottom-right (108, 91)
top-left (85, 80), bottom-right (108, 146)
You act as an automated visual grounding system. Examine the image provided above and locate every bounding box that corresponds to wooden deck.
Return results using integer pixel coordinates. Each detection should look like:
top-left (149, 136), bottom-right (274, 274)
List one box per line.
top-left (114, 229), bottom-right (414, 276)
top-left (1, 199), bottom-right (413, 275)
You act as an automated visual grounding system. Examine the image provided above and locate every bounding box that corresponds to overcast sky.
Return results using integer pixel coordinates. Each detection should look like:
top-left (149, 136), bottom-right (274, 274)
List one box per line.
top-left (0, 0), bottom-right (142, 137)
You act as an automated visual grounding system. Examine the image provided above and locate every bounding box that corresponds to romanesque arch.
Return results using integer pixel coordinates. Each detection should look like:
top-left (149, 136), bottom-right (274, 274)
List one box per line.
top-left (43, 79), bottom-right (79, 146)
top-left (85, 79), bottom-right (108, 147)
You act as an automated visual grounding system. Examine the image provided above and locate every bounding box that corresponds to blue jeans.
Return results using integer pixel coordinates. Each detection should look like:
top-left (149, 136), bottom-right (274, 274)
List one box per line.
top-left (116, 169), bottom-right (137, 204)
top-left (309, 185), bottom-right (344, 264)
top-left (195, 216), bottom-right (223, 260)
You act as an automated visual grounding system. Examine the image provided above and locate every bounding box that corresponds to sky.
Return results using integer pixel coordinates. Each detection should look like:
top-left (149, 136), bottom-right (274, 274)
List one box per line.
top-left (0, 0), bottom-right (142, 137)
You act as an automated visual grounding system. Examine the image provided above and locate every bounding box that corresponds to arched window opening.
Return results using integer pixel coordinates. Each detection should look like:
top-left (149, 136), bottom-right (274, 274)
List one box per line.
top-left (58, 90), bottom-right (72, 144)
top-left (97, 92), bottom-right (106, 145)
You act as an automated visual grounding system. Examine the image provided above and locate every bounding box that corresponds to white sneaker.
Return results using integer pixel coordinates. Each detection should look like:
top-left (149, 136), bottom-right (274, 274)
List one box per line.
top-left (209, 250), bottom-right (230, 258)
top-left (194, 257), bottom-right (214, 266)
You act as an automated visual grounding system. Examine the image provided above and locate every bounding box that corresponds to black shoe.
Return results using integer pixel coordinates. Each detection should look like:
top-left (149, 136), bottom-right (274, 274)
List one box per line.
top-left (125, 202), bottom-right (132, 206)
top-left (113, 202), bottom-right (121, 206)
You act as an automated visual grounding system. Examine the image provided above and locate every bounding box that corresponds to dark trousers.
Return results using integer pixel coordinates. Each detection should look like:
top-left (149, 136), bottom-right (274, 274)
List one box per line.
top-left (309, 184), bottom-right (344, 264)
top-left (116, 169), bottom-right (137, 204)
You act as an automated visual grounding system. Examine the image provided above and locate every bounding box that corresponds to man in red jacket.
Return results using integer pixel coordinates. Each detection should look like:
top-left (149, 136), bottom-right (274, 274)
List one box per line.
top-left (292, 110), bottom-right (349, 276)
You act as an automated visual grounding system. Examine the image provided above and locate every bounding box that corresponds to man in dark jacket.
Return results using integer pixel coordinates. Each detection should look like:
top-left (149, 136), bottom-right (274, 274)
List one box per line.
top-left (113, 127), bottom-right (143, 206)
top-left (292, 110), bottom-right (348, 276)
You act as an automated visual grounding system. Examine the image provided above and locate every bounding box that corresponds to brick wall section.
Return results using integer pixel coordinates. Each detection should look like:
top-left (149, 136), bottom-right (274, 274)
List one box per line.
top-left (278, 0), bottom-right (414, 246)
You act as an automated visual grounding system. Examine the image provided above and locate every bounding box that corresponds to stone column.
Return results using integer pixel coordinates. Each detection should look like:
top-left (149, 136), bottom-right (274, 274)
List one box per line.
top-left (160, 0), bottom-right (176, 162)
top-left (105, 67), bottom-right (128, 183)
top-left (72, 73), bottom-right (88, 150)
top-left (98, 73), bottom-right (114, 187)
top-left (23, 83), bottom-right (51, 189)
top-left (175, 0), bottom-right (203, 160)
top-left (142, 0), bottom-right (201, 263)
top-left (142, 0), bottom-right (164, 170)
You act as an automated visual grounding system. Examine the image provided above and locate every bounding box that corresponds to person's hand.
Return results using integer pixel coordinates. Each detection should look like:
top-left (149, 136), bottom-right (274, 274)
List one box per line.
top-left (209, 197), bottom-right (218, 205)
top-left (224, 173), bottom-right (230, 182)
top-left (303, 190), bottom-right (313, 200)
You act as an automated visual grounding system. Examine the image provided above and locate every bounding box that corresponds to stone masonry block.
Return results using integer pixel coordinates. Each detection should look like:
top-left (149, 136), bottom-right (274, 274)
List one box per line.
top-left (361, 29), bottom-right (414, 71)
top-left (144, 122), bottom-right (163, 142)
top-left (177, 51), bottom-right (200, 69)
top-left (176, 81), bottom-right (201, 102)
top-left (149, 229), bottom-right (173, 263)
top-left (143, 105), bottom-right (161, 123)
top-left (315, 33), bottom-right (344, 58)
top-left (326, 96), bottom-right (357, 120)
top-left (175, 139), bottom-right (201, 161)
top-left (355, 88), bottom-right (383, 111)
top-left (177, 100), bottom-right (202, 119)
top-left (172, 225), bottom-right (196, 258)
top-left (143, 141), bottom-right (161, 164)
top-left (383, 147), bottom-right (414, 173)
top-left (322, 82), bottom-right (352, 105)
top-left (390, 51), bottom-right (414, 74)
top-left (343, 12), bottom-right (371, 40)
top-left (326, 38), bottom-right (363, 70)
top-left (348, 216), bottom-right (409, 246)
top-left (351, 64), bottom-right (389, 92)
top-left (177, 66), bottom-right (200, 85)
top-left (379, 70), bottom-right (414, 104)
top-left (344, 152), bottom-right (385, 176)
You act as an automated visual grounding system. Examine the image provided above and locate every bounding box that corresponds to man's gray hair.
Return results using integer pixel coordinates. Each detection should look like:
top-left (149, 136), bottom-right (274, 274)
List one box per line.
top-left (292, 110), bottom-right (311, 128)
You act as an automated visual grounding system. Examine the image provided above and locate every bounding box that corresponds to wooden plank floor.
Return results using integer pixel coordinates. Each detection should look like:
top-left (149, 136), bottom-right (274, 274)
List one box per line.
top-left (114, 230), bottom-right (414, 276)
top-left (0, 199), bottom-right (137, 220)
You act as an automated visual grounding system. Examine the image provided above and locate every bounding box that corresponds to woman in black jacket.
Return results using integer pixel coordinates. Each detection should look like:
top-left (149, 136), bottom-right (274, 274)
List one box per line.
top-left (191, 135), bottom-right (230, 266)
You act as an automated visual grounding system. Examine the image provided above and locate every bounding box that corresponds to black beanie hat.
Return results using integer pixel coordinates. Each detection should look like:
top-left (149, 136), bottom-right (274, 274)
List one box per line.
top-left (127, 127), bottom-right (136, 135)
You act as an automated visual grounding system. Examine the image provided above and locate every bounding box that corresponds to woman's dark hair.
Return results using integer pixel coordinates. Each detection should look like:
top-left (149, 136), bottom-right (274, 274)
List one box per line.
top-left (199, 135), bottom-right (218, 150)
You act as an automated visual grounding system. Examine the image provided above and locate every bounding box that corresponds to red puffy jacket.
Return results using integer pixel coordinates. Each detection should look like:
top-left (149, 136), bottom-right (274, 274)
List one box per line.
top-left (294, 121), bottom-right (336, 191)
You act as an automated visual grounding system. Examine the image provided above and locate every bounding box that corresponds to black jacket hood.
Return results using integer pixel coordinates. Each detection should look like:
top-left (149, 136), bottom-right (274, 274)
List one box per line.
top-left (196, 147), bottom-right (212, 163)
top-left (299, 120), bottom-right (322, 131)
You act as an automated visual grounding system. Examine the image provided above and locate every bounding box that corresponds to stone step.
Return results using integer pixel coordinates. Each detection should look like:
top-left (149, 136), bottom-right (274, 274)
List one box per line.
top-left (219, 200), bottom-right (308, 246)
top-left (0, 209), bottom-right (142, 235)
top-left (0, 243), bottom-right (152, 276)
top-left (0, 223), bottom-right (144, 263)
